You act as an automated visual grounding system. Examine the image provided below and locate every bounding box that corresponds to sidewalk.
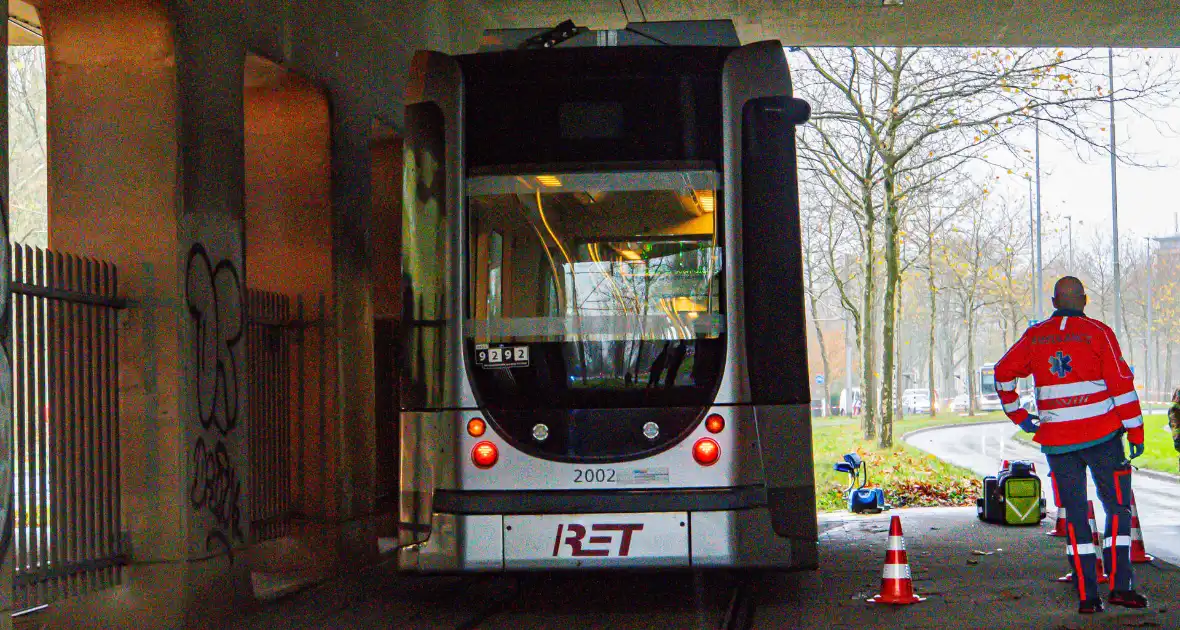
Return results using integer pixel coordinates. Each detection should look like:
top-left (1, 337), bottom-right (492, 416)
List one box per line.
top-left (758, 507), bottom-right (1180, 629)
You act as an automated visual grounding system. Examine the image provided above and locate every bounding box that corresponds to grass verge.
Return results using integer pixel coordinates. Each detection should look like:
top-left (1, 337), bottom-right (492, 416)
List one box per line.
top-left (813, 411), bottom-right (1006, 512)
top-left (1012, 413), bottom-right (1179, 475)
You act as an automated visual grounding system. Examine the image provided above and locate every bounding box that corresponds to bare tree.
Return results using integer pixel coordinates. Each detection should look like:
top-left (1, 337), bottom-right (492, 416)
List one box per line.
top-left (909, 186), bottom-right (969, 416)
top-left (8, 46), bottom-right (47, 247)
top-left (945, 192), bottom-right (1014, 415)
top-left (795, 45), bottom-right (1178, 446)
top-left (802, 207), bottom-right (837, 416)
top-left (798, 114), bottom-right (884, 439)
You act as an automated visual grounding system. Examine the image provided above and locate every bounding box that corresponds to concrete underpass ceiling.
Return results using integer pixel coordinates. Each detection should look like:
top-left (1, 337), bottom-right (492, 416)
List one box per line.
top-left (8, 0), bottom-right (40, 45)
top-left (7, 1), bottom-right (1180, 49)
top-left (479, 0), bottom-right (1180, 47)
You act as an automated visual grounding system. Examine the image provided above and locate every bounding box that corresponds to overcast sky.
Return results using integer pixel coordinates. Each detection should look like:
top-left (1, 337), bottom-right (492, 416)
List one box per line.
top-left (977, 49), bottom-right (1180, 256)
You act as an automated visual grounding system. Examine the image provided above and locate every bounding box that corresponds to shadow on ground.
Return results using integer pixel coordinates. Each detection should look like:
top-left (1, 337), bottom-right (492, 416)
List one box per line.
top-left (230, 507), bottom-right (1180, 629)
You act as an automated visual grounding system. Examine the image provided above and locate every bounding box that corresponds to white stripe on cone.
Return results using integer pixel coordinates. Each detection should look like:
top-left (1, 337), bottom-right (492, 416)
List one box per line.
top-left (1103, 536), bottom-right (1133, 548)
top-left (1130, 496), bottom-right (1155, 563)
top-left (887, 536), bottom-right (906, 551)
top-left (881, 564), bottom-right (911, 580)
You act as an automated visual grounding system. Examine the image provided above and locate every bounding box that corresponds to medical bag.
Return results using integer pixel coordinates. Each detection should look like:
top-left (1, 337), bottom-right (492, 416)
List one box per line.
top-left (977, 460), bottom-right (1047, 525)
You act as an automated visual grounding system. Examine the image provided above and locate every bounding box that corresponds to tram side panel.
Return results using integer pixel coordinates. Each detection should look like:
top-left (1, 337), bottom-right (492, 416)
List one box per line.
top-left (721, 42), bottom-right (817, 565)
top-left (398, 51), bottom-right (465, 552)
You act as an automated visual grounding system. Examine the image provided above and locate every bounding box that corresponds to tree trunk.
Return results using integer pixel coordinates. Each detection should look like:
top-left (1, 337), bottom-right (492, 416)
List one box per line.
top-left (967, 313), bottom-right (977, 417)
top-left (895, 289), bottom-right (905, 421)
top-left (879, 171), bottom-right (901, 449)
top-left (940, 293), bottom-right (956, 400)
top-left (927, 233), bottom-right (937, 417)
top-left (806, 271), bottom-right (833, 417)
top-left (862, 220), bottom-right (877, 440)
top-left (878, 48), bottom-right (905, 450)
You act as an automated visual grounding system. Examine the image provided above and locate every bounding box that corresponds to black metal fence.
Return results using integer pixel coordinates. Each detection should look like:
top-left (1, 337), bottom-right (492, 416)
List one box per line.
top-left (10, 246), bottom-right (320, 608)
top-left (10, 246), bottom-right (126, 611)
top-left (247, 289), bottom-right (308, 544)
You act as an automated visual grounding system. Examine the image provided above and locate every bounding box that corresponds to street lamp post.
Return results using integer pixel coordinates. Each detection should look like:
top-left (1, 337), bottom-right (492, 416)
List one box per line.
top-left (1146, 238), bottom-right (1154, 406)
top-left (1109, 47), bottom-right (1123, 340)
top-left (1028, 175), bottom-right (1035, 301)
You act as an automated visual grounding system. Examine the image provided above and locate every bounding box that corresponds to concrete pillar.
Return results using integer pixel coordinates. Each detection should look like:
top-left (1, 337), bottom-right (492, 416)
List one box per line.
top-left (0, 6), bottom-right (14, 629)
top-left (330, 110), bottom-right (379, 565)
top-left (241, 55), bottom-right (338, 579)
top-left (36, 0), bottom-right (253, 626)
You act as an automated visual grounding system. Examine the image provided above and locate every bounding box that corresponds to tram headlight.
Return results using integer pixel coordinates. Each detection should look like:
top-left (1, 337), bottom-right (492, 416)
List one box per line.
top-left (705, 414), bottom-right (725, 434)
top-left (692, 438), bottom-right (720, 466)
top-left (467, 418), bottom-right (487, 437)
top-left (472, 441), bottom-right (499, 468)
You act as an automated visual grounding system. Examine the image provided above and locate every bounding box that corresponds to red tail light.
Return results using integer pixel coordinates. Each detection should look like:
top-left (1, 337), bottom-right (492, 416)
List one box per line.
top-left (467, 418), bottom-right (486, 437)
top-left (705, 414), bottom-right (725, 433)
top-left (693, 438), bottom-right (720, 466)
top-left (472, 441), bottom-right (498, 468)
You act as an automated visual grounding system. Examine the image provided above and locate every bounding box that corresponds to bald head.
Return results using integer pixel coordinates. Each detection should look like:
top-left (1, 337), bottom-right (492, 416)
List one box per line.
top-left (1052, 276), bottom-right (1087, 312)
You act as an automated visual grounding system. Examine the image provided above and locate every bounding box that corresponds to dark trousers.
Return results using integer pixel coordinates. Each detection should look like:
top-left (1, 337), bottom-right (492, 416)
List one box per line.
top-left (1046, 435), bottom-right (1134, 601)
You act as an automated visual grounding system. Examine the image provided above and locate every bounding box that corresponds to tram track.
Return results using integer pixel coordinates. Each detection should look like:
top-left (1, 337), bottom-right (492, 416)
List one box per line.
top-left (719, 578), bottom-right (757, 630)
top-left (448, 570), bottom-right (746, 630)
top-left (453, 575), bottom-right (522, 630)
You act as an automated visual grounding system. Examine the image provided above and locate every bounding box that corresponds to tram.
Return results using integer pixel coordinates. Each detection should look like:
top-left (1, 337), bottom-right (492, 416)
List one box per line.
top-left (397, 20), bottom-right (815, 572)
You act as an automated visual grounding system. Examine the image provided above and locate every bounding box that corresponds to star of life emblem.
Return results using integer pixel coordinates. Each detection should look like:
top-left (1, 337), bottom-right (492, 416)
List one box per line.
top-left (1049, 351), bottom-right (1073, 379)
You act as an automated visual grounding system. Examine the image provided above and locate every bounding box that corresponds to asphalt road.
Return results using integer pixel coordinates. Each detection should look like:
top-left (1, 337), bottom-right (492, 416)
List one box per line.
top-left (906, 420), bottom-right (1180, 568)
top-left (233, 507), bottom-right (1180, 629)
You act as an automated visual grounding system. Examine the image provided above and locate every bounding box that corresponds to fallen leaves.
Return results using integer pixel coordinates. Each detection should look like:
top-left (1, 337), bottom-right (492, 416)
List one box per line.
top-left (822, 446), bottom-right (983, 509)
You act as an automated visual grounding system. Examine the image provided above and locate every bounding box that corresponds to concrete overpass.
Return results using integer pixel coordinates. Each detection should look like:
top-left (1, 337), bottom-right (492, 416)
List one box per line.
top-left (1, 1), bottom-right (1178, 628)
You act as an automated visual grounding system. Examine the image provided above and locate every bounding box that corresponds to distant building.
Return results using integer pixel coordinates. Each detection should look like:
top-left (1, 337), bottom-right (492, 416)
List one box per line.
top-left (1157, 234), bottom-right (1180, 256)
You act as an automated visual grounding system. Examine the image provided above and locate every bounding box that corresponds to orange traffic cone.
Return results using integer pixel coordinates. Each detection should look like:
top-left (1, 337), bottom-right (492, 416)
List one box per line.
top-left (1129, 493), bottom-right (1154, 563)
top-left (868, 515), bottom-right (926, 605)
top-left (1047, 472), bottom-right (1068, 537)
top-left (1087, 501), bottom-right (1109, 584)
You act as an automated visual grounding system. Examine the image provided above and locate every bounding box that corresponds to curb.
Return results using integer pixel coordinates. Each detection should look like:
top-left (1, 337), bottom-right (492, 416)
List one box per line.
top-left (903, 421), bottom-right (1180, 484)
top-left (900, 419), bottom-right (1012, 442)
top-left (1134, 467), bottom-right (1180, 483)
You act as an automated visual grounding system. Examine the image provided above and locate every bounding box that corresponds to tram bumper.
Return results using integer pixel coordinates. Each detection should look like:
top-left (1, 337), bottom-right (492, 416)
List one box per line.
top-left (397, 505), bottom-right (816, 572)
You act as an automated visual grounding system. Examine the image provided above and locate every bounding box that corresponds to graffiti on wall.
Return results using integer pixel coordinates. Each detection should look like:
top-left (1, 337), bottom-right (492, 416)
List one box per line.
top-left (185, 243), bottom-right (245, 558)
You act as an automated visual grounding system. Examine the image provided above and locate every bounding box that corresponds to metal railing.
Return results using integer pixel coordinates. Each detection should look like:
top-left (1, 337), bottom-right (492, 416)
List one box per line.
top-left (10, 245), bottom-right (126, 611)
top-left (247, 289), bottom-right (308, 544)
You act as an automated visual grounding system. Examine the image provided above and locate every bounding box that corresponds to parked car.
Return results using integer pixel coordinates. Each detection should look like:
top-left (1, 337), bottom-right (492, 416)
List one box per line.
top-left (951, 392), bottom-right (970, 413)
top-left (902, 388), bottom-right (940, 414)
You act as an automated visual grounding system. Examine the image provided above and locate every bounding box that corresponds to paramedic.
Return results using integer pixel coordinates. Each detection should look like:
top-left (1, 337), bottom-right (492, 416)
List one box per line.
top-left (995, 276), bottom-right (1148, 614)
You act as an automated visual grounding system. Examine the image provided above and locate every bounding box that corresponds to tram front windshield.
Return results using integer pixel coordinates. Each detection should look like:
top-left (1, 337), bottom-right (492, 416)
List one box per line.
top-left (980, 369), bottom-right (997, 396)
top-left (466, 170), bottom-right (725, 411)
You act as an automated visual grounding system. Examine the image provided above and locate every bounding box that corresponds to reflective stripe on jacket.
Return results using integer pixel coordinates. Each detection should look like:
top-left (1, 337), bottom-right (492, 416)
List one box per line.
top-left (994, 312), bottom-right (1144, 447)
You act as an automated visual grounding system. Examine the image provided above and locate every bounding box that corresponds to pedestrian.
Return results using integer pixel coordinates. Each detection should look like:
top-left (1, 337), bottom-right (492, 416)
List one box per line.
top-left (994, 277), bottom-right (1148, 614)
top-left (1169, 387), bottom-right (1180, 470)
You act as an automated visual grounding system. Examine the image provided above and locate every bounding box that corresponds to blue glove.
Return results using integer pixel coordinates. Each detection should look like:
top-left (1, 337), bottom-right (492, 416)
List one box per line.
top-left (1018, 416), bottom-right (1040, 434)
top-left (1129, 442), bottom-right (1145, 459)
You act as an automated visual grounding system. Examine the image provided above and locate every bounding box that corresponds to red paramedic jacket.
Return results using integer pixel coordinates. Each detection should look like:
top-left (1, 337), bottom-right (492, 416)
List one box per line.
top-left (994, 310), bottom-right (1144, 447)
